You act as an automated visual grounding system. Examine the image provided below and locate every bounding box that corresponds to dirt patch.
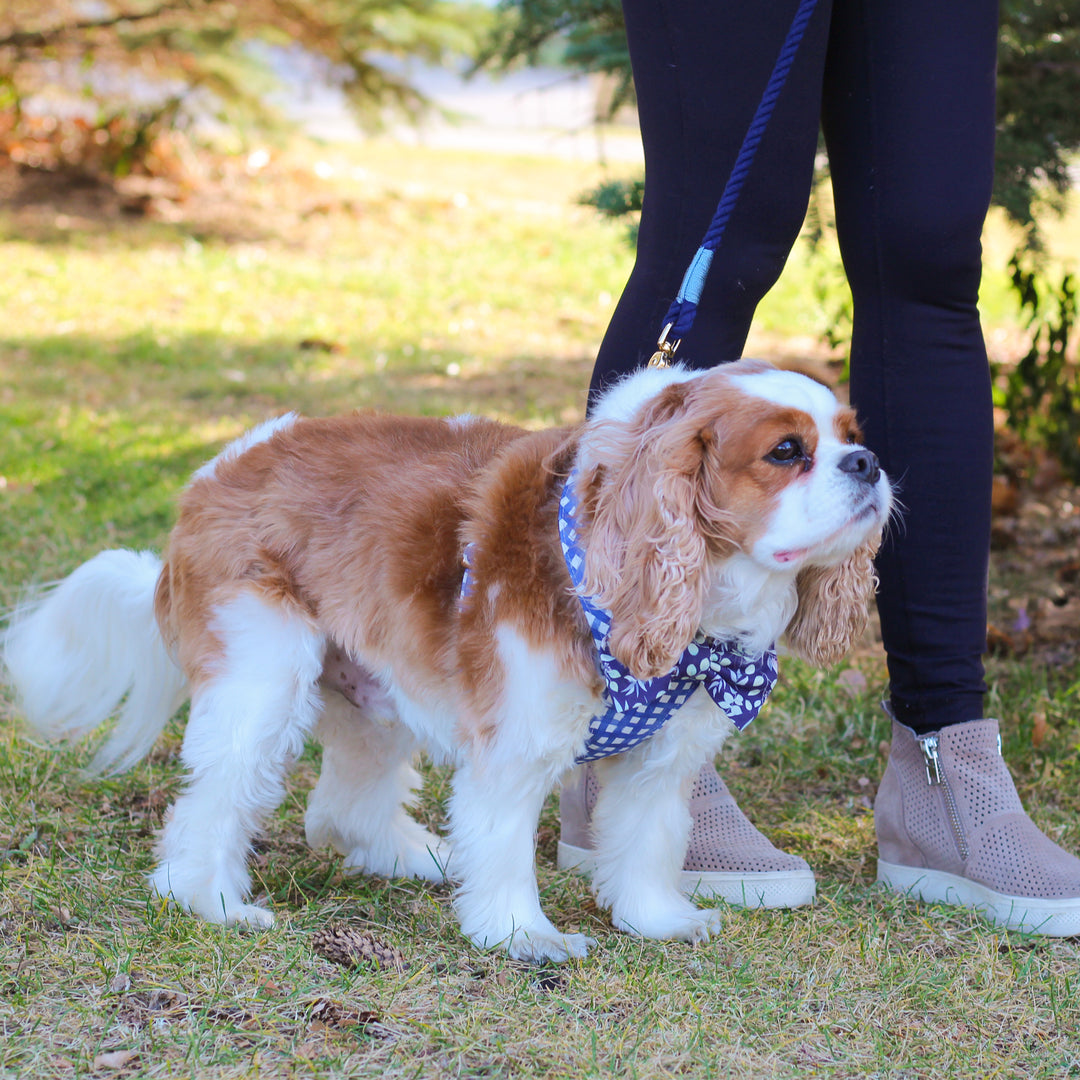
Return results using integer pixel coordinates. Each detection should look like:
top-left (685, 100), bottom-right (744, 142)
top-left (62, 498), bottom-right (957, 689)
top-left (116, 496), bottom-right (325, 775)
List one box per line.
top-left (0, 156), bottom-right (277, 244)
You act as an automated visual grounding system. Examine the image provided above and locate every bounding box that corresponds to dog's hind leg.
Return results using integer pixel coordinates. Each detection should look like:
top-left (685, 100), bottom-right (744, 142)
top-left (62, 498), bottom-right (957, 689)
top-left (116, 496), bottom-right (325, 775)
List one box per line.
top-left (149, 592), bottom-right (324, 928)
top-left (305, 688), bottom-right (450, 881)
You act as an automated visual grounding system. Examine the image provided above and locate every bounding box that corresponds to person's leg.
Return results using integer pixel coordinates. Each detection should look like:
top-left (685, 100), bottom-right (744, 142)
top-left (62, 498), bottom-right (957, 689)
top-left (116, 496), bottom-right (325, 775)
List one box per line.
top-left (569, 0), bottom-right (835, 907)
top-left (589, 0), bottom-right (835, 406)
top-left (822, 0), bottom-right (995, 732)
top-left (824, 0), bottom-right (1080, 933)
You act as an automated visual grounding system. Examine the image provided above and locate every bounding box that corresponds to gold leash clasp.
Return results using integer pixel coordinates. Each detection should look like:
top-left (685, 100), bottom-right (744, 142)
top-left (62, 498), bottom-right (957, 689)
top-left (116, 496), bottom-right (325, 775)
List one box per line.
top-left (647, 323), bottom-right (680, 369)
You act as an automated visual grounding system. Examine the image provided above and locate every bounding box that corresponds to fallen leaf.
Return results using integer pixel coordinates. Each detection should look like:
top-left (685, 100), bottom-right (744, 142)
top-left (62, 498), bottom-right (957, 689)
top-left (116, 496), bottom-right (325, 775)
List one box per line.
top-left (837, 668), bottom-right (868, 697)
top-left (992, 475), bottom-right (1020, 516)
top-left (1032, 710), bottom-right (1049, 748)
top-left (92, 1049), bottom-right (138, 1071)
top-left (1058, 560), bottom-right (1080, 584)
top-left (986, 624), bottom-right (1017, 656)
top-left (308, 998), bottom-right (380, 1031)
top-left (298, 337), bottom-right (344, 353)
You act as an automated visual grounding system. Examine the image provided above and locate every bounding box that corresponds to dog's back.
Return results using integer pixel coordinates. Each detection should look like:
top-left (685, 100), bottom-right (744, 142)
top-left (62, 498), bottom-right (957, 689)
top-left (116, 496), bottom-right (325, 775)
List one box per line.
top-left (155, 412), bottom-right (535, 685)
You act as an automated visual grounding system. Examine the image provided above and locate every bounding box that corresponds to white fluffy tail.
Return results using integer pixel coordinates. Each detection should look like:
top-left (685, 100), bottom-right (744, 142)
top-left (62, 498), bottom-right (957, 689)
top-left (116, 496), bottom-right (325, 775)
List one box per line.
top-left (2, 549), bottom-right (189, 773)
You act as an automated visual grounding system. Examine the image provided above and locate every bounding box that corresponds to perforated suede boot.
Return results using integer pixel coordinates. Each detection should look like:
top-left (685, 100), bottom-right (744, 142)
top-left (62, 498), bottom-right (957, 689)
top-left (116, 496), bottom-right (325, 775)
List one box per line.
top-left (558, 763), bottom-right (816, 909)
top-left (876, 717), bottom-right (1080, 936)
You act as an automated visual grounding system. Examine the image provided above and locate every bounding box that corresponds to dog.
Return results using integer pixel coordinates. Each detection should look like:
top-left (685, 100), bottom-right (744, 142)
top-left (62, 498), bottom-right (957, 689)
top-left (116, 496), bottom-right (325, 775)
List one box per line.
top-left (2, 360), bottom-right (892, 961)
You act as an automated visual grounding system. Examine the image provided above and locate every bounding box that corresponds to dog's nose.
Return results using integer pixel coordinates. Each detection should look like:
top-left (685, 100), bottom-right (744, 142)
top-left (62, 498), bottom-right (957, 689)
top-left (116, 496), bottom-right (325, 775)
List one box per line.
top-left (839, 449), bottom-right (881, 485)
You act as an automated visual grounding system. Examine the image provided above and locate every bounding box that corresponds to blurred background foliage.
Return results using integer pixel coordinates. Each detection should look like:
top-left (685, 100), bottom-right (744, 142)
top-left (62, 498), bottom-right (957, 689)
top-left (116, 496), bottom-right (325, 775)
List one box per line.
top-left (485, 0), bottom-right (1080, 479)
top-left (485, 0), bottom-right (1080, 244)
top-left (1, 0), bottom-right (1078, 477)
top-left (0, 0), bottom-right (491, 173)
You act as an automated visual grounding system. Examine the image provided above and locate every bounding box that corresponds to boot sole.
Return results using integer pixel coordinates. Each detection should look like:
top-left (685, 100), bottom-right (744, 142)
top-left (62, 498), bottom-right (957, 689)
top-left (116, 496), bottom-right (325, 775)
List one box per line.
top-left (877, 859), bottom-right (1080, 937)
top-left (558, 841), bottom-right (817, 910)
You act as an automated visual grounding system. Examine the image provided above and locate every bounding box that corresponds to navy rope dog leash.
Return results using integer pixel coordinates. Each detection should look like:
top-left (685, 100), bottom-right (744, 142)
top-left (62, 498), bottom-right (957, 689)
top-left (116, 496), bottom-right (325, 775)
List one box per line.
top-left (650, 0), bottom-right (820, 367)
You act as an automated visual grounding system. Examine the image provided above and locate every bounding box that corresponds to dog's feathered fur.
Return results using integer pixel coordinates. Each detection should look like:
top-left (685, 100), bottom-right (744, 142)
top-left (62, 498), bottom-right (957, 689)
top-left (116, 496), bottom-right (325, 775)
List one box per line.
top-left (2, 361), bottom-right (892, 960)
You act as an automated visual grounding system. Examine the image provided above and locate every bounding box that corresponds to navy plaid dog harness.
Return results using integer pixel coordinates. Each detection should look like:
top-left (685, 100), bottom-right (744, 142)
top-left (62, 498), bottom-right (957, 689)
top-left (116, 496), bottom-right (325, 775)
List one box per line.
top-left (458, 473), bottom-right (778, 762)
top-left (557, 473), bottom-right (777, 761)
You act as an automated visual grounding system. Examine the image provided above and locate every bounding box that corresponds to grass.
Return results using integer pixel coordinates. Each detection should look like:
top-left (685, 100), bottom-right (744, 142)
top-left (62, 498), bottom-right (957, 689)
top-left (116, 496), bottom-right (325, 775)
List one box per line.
top-left (1, 138), bottom-right (1079, 1079)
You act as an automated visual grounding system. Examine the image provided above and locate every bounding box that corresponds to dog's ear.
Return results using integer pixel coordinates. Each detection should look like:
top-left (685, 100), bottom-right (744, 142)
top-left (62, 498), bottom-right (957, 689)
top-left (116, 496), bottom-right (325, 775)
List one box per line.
top-left (784, 538), bottom-right (880, 667)
top-left (580, 384), bottom-right (715, 680)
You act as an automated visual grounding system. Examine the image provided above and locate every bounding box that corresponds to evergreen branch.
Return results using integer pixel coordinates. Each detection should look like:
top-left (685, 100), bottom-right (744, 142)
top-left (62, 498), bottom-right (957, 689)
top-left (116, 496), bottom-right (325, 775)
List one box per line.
top-left (0, 0), bottom-right (218, 50)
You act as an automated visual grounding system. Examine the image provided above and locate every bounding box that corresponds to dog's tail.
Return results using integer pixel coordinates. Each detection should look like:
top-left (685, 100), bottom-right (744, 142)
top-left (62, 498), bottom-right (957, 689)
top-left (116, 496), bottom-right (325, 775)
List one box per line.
top-left (2, 549), bottom-right (189, 774)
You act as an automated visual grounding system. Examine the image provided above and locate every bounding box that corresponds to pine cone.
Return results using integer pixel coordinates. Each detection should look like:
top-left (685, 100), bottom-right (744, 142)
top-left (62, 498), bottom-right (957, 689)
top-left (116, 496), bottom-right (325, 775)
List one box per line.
top-left (312, 924), bottom-right (407, 972)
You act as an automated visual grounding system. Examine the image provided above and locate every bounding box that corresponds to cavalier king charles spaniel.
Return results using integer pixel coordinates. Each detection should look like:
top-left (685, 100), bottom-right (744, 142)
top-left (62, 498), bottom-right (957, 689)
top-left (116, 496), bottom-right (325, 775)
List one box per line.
top-left (3, 360), bottom-right (892, 961)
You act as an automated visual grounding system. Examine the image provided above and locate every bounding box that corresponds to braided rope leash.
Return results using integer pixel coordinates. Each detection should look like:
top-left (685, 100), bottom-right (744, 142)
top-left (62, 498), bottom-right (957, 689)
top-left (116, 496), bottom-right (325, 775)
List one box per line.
top-left (649, 0), bottom-right (821, 368)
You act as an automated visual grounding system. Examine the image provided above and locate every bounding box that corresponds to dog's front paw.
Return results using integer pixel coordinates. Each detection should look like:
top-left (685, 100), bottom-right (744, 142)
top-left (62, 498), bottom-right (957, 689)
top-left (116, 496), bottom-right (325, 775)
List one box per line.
top-left (462, 914), bottom-right (595, 963)
top-left (222, 903), bottom-right (277, 930)
top-left (612, 900), bottom-right (723, 944)
top-left (501, 927), bottom-right (596, 963)
top-left (149, 866), bottom-right (275, 929)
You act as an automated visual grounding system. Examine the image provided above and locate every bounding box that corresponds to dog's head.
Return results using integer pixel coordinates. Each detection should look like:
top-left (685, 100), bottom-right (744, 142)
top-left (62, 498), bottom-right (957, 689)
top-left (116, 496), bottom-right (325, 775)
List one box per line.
top-left (573, 360), bottom-right (893, 678)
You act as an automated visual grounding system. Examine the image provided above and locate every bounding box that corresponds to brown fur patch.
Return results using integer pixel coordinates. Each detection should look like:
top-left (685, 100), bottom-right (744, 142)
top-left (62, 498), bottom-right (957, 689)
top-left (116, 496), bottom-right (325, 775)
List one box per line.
top-left (155, 413), bottom-right (599, 745)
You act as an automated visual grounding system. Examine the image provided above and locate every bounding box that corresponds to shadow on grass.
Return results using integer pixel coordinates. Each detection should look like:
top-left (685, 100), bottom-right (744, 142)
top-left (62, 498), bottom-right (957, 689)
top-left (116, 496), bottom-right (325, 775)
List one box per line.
top-left (2, 330), bottom-right (592, 425)
top-left (1, 330), bottom-right (592, 590)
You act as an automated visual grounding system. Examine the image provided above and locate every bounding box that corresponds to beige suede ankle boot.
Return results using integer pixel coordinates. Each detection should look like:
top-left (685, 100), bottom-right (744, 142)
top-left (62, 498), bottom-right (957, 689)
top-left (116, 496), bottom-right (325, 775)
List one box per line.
top-left (558, 763), bottom-right (816, 909)
top-left (876, 717), bottom-right (1080, 936)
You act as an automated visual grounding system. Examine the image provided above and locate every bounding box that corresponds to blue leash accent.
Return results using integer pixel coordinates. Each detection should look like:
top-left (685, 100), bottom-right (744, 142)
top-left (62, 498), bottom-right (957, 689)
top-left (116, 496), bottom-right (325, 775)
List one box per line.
top-left (654, 0), bottom-right (820, 356)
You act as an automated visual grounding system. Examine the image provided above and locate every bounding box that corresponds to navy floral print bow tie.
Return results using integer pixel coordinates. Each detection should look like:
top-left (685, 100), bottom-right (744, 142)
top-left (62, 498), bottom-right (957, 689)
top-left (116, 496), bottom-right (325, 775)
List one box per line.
top-left (559, 471), bottom-right (778, 762)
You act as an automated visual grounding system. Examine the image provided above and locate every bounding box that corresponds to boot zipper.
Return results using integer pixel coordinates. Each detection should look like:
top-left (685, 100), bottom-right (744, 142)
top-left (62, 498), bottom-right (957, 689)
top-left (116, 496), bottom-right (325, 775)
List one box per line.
top-left (918, 734), bottom-right (969, 862)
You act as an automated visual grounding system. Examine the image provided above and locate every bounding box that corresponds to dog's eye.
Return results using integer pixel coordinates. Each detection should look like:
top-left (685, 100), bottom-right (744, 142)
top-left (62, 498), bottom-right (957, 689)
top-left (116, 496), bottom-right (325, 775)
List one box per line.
top-left (766, 438), bottom-right (807, 466)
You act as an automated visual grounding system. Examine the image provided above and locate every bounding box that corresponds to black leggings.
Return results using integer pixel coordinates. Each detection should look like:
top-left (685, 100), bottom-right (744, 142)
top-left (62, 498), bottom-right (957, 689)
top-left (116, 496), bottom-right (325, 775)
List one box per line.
top-left (591, 0), bottom-right (998, 732)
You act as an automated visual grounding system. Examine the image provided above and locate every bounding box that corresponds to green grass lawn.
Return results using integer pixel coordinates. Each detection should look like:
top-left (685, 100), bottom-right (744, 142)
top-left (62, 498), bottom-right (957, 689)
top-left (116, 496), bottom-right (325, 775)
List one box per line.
top-left (1, 139), bottom-right (1079, 1079)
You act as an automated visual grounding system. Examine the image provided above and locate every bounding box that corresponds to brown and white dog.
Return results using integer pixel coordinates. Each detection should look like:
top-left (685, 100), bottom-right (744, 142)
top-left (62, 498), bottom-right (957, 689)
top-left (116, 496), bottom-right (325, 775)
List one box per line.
top-left (2, 360), bottom-right (891, 961)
